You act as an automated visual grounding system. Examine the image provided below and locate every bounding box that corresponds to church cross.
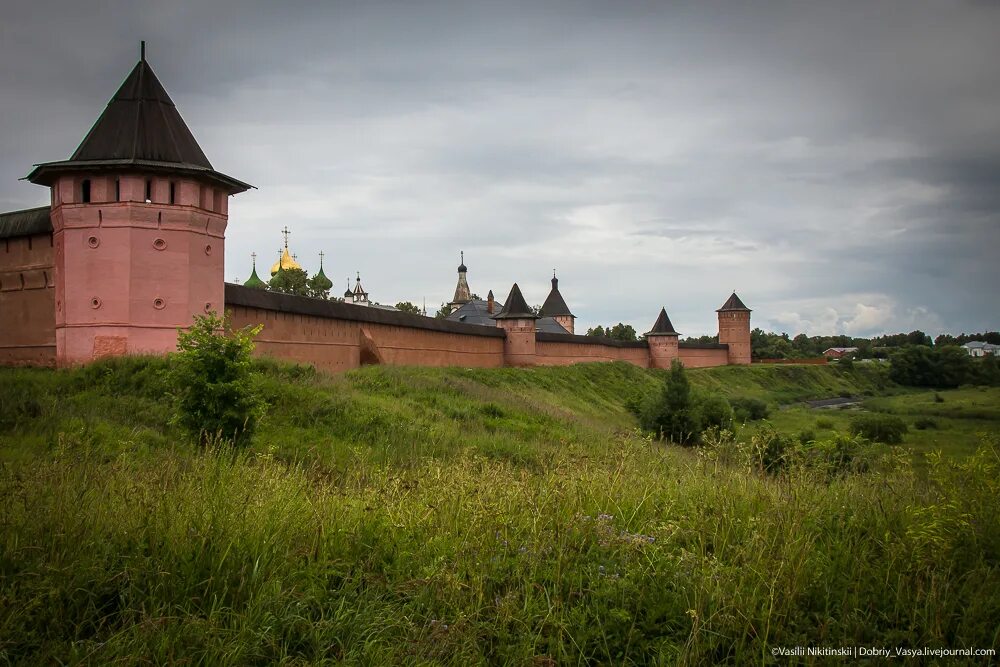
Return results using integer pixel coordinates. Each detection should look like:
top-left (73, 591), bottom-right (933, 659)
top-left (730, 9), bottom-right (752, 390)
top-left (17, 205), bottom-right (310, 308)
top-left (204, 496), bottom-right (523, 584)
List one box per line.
top-left (281, 226), bottom-right (291, 248)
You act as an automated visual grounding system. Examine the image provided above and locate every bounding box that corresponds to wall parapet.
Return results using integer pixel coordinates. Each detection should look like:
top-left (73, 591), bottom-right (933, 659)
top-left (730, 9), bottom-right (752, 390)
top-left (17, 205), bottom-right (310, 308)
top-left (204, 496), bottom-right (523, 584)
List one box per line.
top-left (534, 331), bottom-right (648, 348)
top-left (224, 283), bottom-right (506, 338)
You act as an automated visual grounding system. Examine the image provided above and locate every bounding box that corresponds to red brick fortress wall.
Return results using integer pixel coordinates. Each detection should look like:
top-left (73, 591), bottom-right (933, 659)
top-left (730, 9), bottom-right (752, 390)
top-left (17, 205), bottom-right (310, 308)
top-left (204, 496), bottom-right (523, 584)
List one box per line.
top-left (225, 284), bottom-right (506, 372)
top-left (224, 285), bottom-right (737, 373)
top-left (0, 233), bottom-right (56, 366)
top-left (534, 332), bottom-right (650, 367)
top-left (677, 344), bottom-right (730, 368)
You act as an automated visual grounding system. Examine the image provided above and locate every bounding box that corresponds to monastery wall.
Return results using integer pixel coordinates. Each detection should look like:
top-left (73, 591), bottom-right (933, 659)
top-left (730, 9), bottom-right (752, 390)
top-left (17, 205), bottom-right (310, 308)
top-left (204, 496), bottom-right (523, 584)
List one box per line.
top-left (225, 285), bottom-right (735, 372)
top-left (225, 284), bottom-right (506, 373)
top-left (677, 344), bottom-right (731, 368)
top-left (0, 233), bottom-right (56, 366)
top-left (534, 332), bottom-right (650, 367)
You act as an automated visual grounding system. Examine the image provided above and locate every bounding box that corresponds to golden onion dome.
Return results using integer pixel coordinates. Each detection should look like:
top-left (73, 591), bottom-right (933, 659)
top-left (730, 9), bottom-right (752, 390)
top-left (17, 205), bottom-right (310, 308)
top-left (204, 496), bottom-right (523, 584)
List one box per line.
top-left (270, 247), bottom-right (302, 275)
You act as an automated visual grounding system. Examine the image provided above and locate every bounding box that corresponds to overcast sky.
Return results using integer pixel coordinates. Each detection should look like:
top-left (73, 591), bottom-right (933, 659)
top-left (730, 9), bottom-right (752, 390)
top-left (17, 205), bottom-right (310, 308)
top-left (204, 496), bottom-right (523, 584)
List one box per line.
top-left (2, 1), bottom-right (998, 337)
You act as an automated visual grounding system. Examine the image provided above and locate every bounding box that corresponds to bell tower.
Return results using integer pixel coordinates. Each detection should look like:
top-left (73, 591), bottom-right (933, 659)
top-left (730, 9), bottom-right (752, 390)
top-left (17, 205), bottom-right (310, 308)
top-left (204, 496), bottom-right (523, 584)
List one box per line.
top-left (717, 292), bottom-right (752, 365)
top-left (26, 44), bottom-right (252, 366)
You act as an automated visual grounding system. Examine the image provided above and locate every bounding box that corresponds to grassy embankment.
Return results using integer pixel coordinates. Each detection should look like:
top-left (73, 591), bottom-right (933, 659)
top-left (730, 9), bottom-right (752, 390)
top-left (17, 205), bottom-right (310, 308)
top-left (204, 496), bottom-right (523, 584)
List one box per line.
top-left (1, 360), bottom-right (998, 664)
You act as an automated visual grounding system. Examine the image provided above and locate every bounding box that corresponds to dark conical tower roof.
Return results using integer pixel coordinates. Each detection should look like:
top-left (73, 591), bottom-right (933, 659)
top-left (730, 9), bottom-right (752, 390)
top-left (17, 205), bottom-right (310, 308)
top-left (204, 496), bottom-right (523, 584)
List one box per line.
top-left (493, 283), bottom-right (537, 320)
top-left (539, 272), bottom-right (573, 317)
top-left (717, 292), bottom-right (751, 312)
top-left (26, 48), bottom-right (251, 194)
top-left (70, 58), bottom-right (212, 167)
top-left (645, 307), bottom-right (679, 336)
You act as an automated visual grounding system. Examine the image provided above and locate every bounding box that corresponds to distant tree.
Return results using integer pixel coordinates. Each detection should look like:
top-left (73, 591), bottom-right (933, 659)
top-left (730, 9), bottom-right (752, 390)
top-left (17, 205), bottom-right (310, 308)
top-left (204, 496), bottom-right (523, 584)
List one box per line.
top-left (907, 330), bottom-right (933, 346)
top-left (889, 345), bottom-right (971, 389)
top-left (640, 360), bottom-right (700, 445)
top-left (607, 323), bottom-right (638, 342)
top-left (792, 333), bottom-right (812, 354)
top-left (268, 268), bottom-right (309, 296)
top-left (934, 334), bottom-right (958, 348)
top-left (586, 325), bottom-right (607, 338)
top-left (530, 304), bottom-right (543, 316)
top-left (435, 303), bottom-right (454, 319)
top-left (306, 275), bottom-right (331, 300)
top-left (395, 301), bottom-right (422, 315)
top-left (683, 334), bottom-right (719, 345)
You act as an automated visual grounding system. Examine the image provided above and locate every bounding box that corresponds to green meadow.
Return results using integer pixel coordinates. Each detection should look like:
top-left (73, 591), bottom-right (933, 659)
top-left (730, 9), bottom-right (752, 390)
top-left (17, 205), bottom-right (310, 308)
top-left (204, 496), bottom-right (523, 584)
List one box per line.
top-left (1, 359), bottom-right (998, 664)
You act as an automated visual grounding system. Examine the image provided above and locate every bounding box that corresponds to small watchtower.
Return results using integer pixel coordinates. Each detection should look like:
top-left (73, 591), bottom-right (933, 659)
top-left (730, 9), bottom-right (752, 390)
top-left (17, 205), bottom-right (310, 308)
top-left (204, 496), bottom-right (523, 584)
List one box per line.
top-left (717, 292), bottom-right (752, 365)
top-left (539, 271), bottom-right (575, 334)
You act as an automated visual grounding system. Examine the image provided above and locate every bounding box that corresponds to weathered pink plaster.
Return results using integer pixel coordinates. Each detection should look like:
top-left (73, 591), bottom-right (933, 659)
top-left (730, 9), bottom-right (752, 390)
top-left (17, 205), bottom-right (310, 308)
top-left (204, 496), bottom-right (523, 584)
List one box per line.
top-left (50, 174), bottom-right (228, 366)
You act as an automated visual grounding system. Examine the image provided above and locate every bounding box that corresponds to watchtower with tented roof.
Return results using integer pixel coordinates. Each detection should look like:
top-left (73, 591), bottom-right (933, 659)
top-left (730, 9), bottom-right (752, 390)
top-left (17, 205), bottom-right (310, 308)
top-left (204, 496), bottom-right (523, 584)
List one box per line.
top-left (645, 306), bottom-right (680, 369)
top-left (25, 43), bottom-right (252, 365)
top-left (493, 283), bottom-right (538, 366)
top-left (717, 292), bottom-right (752, 365)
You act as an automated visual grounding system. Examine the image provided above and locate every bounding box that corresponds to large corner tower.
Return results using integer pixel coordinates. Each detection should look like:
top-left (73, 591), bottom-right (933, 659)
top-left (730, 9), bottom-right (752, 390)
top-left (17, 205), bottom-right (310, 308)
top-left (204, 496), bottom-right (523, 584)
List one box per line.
top-left (26, 45), bottom-right (251, 366)
top-left (717, 292), bottom-right (752, 365)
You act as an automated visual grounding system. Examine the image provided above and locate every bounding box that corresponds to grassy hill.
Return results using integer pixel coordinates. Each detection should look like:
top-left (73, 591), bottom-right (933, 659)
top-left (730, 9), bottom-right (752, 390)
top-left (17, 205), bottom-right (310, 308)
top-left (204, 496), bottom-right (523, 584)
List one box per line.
top-left (1, 359), bottom-right (997, 663)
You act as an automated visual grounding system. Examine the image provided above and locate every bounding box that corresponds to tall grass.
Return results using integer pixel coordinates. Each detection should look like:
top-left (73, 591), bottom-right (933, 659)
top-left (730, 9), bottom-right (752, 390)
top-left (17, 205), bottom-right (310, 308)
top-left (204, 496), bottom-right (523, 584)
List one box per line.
top-left (1, 359), bottom-right (997, 663)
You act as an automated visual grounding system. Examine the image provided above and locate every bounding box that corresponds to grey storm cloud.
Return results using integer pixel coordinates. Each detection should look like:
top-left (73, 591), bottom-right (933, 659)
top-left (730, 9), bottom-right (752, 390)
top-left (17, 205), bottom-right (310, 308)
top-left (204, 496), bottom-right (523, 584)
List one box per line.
top-left (1, 0), bottom-right (998, 337)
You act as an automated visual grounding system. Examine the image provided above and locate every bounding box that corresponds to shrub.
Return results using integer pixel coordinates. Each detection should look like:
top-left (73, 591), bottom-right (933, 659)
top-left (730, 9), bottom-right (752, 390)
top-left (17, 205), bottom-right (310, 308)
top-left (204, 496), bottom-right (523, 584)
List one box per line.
top-left (798, 429), bottom-right (816, 445)
top-left (730, 397), bottom-right (769, 422)
top-left (798, 433), bottom-right (879, 477)
top-left (914, 417), bottom-right (938, 430)
top-left (934, 392), bottom-right (945, 403)
top-left (848, 413), bottom-right (907, 444)
top-left (696, 393), bottom-right (733, 431)
top-left (169, 313), bottom-right (266, 447)
top-left (815, 417), bottom-right (835, 430)
top-left (639, 360), bottom-right (700, 445)
top-left (748, 427), bottom-right (795, 474)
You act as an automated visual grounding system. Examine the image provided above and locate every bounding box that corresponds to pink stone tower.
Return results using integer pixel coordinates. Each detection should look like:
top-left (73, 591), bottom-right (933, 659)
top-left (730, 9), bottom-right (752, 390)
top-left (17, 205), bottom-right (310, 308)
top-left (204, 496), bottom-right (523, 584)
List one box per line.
top-left (26, 44), bottom-right (251, 366)
top-left (493, 283), bottom-right (538, 366)
top-left (717, 292), bottom-right (752, 365)
top-left (645, 307), bottom-right (680, 369)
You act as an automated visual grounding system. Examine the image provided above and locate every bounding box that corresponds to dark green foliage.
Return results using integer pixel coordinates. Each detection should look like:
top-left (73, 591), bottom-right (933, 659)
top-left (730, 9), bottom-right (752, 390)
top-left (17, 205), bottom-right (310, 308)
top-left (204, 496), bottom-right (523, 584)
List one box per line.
top-left (934, 331), bottom-right (1000, 347)
top-left (914, 417), bottom-right (938, 430)
top-left (586, 323), bottom-right (638, 341)
top-left (169, 313), bottom-right (266, 447)
top-left (306, 273), bottom-right (332, 299)
top-left (972, 353), bottom-right (1000, 386)
top-left (435, 302), bottom-right (454, 319)
top-left (640, 360), bottom-right (700, 444)
top-left (268, 267), bottom-right (310, 296)
top-left (395, 301), bottom-right (422, 315)
top-left (696, 392), bottom-right (733, 431)
top-left (815, 417), bottom-right (835, 430)
top-left (848, 413), bottom-right (908, 444)
top-left (730, 396), bottom-right (769, 421)
top-left (798, 433), bottom-right (880, 476)
top-left (890, 345), bottom-right (972, 388)
top-left (798, 429), bottom-right (816, 445)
